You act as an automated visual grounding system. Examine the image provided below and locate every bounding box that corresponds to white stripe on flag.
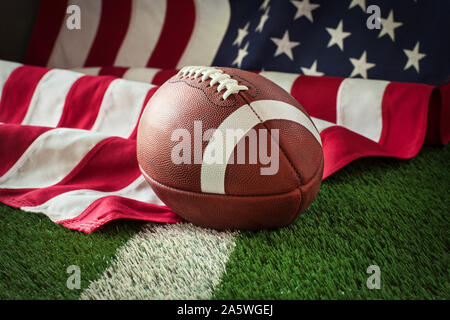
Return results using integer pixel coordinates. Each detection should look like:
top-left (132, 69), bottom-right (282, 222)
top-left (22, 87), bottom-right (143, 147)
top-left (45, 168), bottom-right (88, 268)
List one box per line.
top-left (91, 79), bottom-right (153, 138)
top-left (0, 128), bottom-right (108, 189)
top-left (0, 60), bottom-right (22, 99)
top-left (21, 69), bottom-right (84, 127)
top-left (70, 67), bottom-right (101, 76)
top-left (21, 175), bottom-right (162, 222)
top-left (47, 0), bottom-right (102, 68)
top-left (176, 0), bottom-right (231, 68)
top-left (114, 0), bottom-right (166, 67)
top-left (259, 71), bottom-right (299, 93)
top-left (336, 78), bottom-right (389, 142)
top-left (311, 117), bottom-right (335, 133)
top-left (80, 223), bottom-right (236, 300)
top-left (123, 68), bottom-right (161, 83)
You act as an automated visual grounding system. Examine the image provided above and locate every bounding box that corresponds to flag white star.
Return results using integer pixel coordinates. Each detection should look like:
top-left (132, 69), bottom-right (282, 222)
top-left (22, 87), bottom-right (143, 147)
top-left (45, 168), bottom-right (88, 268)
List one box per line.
top-left (232, 42), bottom-right (249, 68)
top-left (270, 30), bottom-right (300, 60)
top-left (259, 0), bottom-right (270, 10)
top-left (349, 0), bottom-right (366, 11)
top-left (256, 6), bottom-right (270, 33)
top-left (291, 0), bottom-right (320, 22)
top-left (326, 20), bottom-right (351, 51)
top-left (233, 22), bottom-right (250, 47)
top-left (378, 10), bottom-right (403, 41)
top-left (349, 51), bottom-right (375, 79)
top-left (403, 42), bottom-right (426, 73)
top-left (301, 60), bottom-right (324, 76)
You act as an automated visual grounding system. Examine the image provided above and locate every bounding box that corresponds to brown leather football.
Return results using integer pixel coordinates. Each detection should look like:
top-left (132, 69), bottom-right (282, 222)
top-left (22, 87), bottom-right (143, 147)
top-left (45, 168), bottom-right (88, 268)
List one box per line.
top-left (137, 66), bottom-right (323, 230)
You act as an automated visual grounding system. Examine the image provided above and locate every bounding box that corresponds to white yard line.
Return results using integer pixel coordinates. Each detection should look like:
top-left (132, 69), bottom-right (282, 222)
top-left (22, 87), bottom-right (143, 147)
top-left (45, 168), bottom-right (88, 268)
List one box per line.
top-left (80, 223), bottom-right (236, 300)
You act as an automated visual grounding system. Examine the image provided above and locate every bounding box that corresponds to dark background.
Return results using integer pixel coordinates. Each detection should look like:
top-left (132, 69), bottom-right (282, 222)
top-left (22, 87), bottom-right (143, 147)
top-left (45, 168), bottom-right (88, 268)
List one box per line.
top-left (0, 1), bottom-right (41, 63)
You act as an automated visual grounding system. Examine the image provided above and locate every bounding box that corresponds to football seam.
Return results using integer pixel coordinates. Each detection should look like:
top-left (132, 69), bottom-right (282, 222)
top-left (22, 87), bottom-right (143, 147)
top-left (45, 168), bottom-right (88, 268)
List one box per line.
top-left (229, 71), bottom-right (259, 98)
top-left (151, 73), bottom-right (322, 197)
top-left (290, 186), bottom-right (303, 224)
top-left (238, 91), bottom-right (304, 187)
top-left (168, 79), bottom-right (240, 108)
top-left (291, 155), bottom-right (324, 223)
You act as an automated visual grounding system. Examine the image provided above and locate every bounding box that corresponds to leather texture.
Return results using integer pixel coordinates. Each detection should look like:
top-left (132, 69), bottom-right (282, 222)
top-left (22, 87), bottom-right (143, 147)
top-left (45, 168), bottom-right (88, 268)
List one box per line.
top-left (137, 67), bottom-right (324, 230)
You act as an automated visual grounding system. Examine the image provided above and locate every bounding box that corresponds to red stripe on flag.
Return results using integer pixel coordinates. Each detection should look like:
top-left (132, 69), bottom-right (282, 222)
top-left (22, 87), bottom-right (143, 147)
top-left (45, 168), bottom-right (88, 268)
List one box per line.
top-left (321, 126), bottom-right (389, 179)
top-left (58, 196), bottom-right (182, 233)
top-left (151, 69), bottom-right (178, 85)
top-left (57, 75), bottom-right (116, 129)
top-left (0, 66), bottom-right (50, 123)
top-left (378, 82), bottom-right (434, 158)
top-left (146, 0), bottom-right (196, 69)
top-left (0, 124), bottom-right (51, 177)
top-left (84, 0), bottom-right (132, 67)
top-left (99, 66), bottom-right (129, 78)
top-left (25, 0), bottom-right (68, 66)
top-left (0, 127), bottom-right (182, 234)
top-left (321, 81), bottom-right (438, 178)
top-left (438, 83), bottom-right (450, 144)
top-left (291, 75), bottom-right (343, 124)
top-left (424, 89), bottom-right (442, 145)
top-left (0, 136), bottom-right (141, 208)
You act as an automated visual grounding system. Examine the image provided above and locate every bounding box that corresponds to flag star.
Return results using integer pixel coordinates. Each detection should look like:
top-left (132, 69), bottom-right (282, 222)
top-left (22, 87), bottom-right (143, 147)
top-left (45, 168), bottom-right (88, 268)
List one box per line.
top-left (291, 0), bottom-right (320, 22)
top-left (349, 0), bottom-right (366, 11)
top-left (403, 42), bottom-right (426, 73)
top-left (349, 51), bottom-right (375, 79)
top-left (270, 30), bottom-right (300, 60)
top-left (232, 42), bottom-right (249, 68)
top-left (256, 6), bottom-right (270, 33)
top-left (259, 0), bottom-right (270, 10)
top-left (233, 22), bottom-right (250, 47)
top-left (301, 60), bottom-right (324, 76)
top-left (378, 10), bottom-right (403, 41)
top-left (326, 20), bottom-right (351, 51)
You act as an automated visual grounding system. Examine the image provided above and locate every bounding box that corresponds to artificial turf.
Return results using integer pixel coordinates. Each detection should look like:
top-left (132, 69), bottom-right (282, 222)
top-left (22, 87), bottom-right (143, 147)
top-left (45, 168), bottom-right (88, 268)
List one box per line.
top-left (0, 209), bottom-right (145, 299)
top-left (0, 145), bottom-right (448, 299)
top-left (213, 145), bottom-right (450, 299)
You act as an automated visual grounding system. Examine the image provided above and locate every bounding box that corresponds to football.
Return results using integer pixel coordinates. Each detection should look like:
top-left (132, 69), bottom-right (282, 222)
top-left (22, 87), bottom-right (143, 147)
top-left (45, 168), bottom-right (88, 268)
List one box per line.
top-left (137, 66), bottom-right (323, 230)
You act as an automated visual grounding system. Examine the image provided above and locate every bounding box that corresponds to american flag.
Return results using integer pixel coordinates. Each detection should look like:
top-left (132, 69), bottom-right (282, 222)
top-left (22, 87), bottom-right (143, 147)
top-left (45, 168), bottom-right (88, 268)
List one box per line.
top-left (0, 0), bottom-right (448, 232)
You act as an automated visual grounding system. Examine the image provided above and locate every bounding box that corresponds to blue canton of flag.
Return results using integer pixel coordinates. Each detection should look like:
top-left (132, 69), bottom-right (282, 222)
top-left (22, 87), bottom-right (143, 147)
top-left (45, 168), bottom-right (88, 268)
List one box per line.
top-left (213, 0), bottom-right (450, 85)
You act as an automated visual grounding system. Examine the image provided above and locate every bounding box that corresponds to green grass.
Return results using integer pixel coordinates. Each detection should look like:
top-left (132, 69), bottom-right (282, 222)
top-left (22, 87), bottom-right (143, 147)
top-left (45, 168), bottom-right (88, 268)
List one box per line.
top-left (0, 208), bottom-right (145, 299)
top-left (0, 145), bottom-right (449, 299)
top-left (213, 145), bottom-right (450, 299)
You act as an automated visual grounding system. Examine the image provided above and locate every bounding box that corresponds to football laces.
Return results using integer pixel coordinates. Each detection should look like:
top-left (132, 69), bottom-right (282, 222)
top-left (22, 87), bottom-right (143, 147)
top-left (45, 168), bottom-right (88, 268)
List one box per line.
top-left (178, 66), bottom-right (249, 100)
